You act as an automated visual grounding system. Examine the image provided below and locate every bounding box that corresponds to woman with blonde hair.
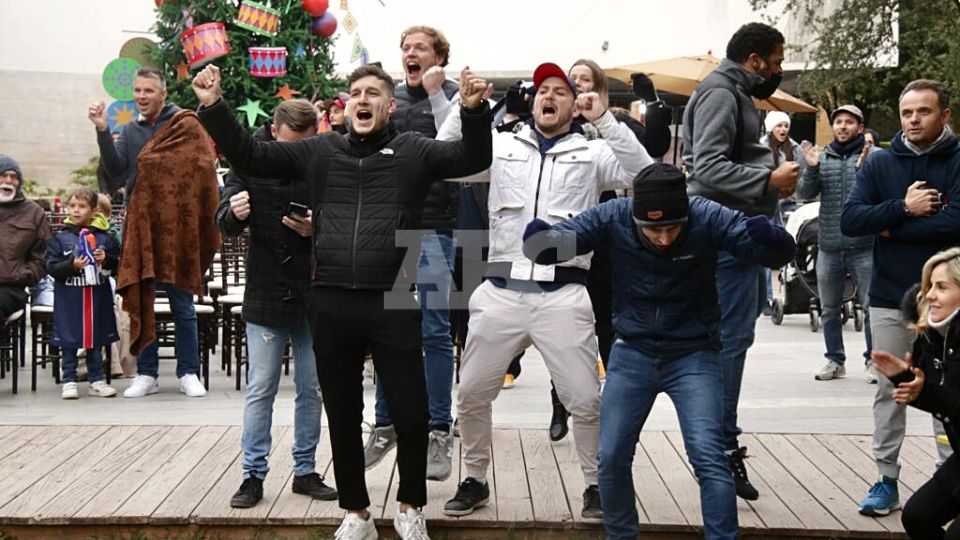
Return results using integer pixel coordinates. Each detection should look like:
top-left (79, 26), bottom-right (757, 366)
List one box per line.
top-left (871, 247), bottom-right (960, 539)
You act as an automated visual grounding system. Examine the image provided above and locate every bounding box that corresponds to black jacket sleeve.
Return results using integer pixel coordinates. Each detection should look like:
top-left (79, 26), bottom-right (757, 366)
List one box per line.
top-left (96, 128), bottom-right (129, 184)
top-left (45, 235), bottom-right (77, 282)
top-left (198, 98), bottom-right (315, 180)
top-left (414, 102), bottom-right (493, 191)
top-left (101, 232), bottom-right (121, 273)
top-left (216, 170), bottom-right (251, 237)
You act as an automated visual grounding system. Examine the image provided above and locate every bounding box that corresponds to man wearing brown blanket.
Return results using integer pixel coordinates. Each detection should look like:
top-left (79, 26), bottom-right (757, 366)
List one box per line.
top-left (89, 67), bottom-right (217, 399)
top-left (193, 63), bottom-right (491, 540)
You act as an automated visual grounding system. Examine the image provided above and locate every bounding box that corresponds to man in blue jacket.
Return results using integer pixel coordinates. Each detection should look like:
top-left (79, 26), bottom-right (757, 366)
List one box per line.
top-left (522, 163), bottom-right (796, 540)
top-left (841, 78), bottom-right (960, 517)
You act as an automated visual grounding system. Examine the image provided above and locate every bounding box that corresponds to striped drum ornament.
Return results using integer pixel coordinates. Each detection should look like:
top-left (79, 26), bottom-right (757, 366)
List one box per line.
top-left (180, 22), bottom-right (231, 68)
top-left (249, 47), bottom-right (287, 78)
top-left (235, 0), bottom-right (282, 37)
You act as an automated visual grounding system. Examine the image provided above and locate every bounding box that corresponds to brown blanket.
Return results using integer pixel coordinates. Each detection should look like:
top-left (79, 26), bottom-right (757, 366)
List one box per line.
top-left (118, 110), bottom-right (221, 355)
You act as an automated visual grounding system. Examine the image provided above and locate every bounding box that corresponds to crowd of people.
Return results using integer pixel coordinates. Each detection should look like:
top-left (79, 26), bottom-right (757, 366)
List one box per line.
top-left (0, 19), bottom-right (957, 540)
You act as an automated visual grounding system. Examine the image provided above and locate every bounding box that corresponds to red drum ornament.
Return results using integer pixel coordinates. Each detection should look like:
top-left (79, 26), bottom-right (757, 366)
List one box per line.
top-left (248, 47), bottom-right (287, 78)
top-left (311, 12), bottom-right (337, 38)
top-left (303, 0), bottom-right (328, 16)
top-left (180, 22), bottom-right (231, 68)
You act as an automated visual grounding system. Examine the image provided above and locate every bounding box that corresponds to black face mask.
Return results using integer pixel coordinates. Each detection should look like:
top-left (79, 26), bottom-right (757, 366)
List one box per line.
top-left (751, 73), bottom-right (782, 100)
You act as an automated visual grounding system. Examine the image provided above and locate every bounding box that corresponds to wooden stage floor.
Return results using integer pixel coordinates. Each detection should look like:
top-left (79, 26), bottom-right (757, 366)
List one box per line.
top-left (0, 425), bottom-right (932, 538)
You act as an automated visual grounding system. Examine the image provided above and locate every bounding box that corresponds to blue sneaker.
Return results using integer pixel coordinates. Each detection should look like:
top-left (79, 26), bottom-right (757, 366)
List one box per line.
top-left (859, 476), bottom-right (900, 516)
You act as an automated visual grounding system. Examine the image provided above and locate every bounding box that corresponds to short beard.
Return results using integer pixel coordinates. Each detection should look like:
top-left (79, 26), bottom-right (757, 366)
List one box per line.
top-left (0, 190), bottom-right (16, 203)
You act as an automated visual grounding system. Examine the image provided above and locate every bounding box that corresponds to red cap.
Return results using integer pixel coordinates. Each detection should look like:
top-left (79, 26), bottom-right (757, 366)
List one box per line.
top-left (533, 62), bottom-right (578, 96)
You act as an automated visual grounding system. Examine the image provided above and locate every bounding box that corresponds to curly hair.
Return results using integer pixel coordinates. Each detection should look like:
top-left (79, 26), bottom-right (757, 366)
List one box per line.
top-left (726, 22), bottom-right (785, 64)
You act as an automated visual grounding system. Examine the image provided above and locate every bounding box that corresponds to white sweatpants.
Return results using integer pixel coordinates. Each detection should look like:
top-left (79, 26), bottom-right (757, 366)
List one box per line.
top-left (457, 281), bottom-right (600, 485)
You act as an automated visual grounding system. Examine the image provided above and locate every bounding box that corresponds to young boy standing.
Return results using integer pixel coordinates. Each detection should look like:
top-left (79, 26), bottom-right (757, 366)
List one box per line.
top-left (46, 187), bottom-right (121, 399)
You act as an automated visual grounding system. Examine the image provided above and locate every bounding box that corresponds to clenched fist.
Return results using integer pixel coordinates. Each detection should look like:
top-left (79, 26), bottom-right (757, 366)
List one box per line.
top-left (88, 102), bottom-right (108, 132)
top-left (575, 92), bottom-right (606, 123)
top-left (192, 65), bottom-right (223, 107)
top-left (230, 190), bottom-right (251, 221)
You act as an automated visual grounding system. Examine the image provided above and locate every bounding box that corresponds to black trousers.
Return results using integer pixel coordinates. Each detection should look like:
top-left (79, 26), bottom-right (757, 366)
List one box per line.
top-left (308, 287), bottom-right (429, 510)
top-left (902, 453), bottom-right (960, 539)
top-left (0, 285), bottom-right (28, 321)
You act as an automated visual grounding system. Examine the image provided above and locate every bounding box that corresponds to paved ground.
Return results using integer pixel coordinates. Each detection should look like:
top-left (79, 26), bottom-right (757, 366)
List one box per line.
top-left (0, 311), bottom-right (936, 438)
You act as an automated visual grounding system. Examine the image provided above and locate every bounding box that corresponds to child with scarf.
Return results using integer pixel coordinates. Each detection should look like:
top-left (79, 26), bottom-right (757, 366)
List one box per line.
top-left (46, 187), bottom-right (121, 399)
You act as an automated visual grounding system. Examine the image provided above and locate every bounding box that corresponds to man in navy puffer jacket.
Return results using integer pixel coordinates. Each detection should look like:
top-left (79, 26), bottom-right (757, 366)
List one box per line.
top-left (522, 163), bottom-right (795, 540)
top-left (841, 78), bottom-right (960, 518)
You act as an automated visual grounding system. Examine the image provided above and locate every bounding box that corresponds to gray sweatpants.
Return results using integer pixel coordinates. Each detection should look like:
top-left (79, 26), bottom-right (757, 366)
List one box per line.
top-left (457, 281), bottom-right (600, 485)
top-left (871, 307), bottom-right (952, 479)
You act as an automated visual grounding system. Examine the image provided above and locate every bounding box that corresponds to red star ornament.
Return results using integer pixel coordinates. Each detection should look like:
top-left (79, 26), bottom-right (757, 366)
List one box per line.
top-left (176, 63), bottom-right (190, 81)
top-left (274, 84), bottom-right (302, 101)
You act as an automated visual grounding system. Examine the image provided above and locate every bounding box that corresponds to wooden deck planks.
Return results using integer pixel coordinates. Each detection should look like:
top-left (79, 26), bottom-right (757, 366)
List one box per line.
top-left (72, 425), bottom-right (199, 522)
top-left (113, 424), bottom-right (229, 523)
top-left (0, 425), bottom-right (141, 523)
top-left (151, 425), bottom-right (242, 524)
top-left (0, 426), bottom-right (919, 538)
top-left (490, 428), bottom-right (529, 526)
top-left (739, 434), bottom-right (843, 532)
top-left (0, 425), bottom-right (110, 514)
top-left (758, 434), bottom-right (887, 534)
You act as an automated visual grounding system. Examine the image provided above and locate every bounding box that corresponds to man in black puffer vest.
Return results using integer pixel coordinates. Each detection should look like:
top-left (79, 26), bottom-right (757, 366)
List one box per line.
top-left (194, 63), bottom-right (491, 540)
top-left (364, 24), bottom-right (463, 484)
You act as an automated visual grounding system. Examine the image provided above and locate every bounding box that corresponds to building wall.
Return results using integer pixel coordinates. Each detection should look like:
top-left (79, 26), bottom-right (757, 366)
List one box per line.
top-left (3, 0), bottom-right (820, 188)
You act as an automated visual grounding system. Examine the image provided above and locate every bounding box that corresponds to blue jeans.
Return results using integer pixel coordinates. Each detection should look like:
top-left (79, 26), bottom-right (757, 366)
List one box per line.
top-left (136, 283), bottom-right (199, 379)
top-left (62, 348), bottom-right (104, 383)
top-left (816, 247), bottom-right (872, 365)
top-left (598, 341), bottom-right (737, 540)
top-left (241, 319), bottom-right (321, 479)
top-left (375, 232), bottom-right (456, 430)
top-left (716, 251), bottom-right (760, 451)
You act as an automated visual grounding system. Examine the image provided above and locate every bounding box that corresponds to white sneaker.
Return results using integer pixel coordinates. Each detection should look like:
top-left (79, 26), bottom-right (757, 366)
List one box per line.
top-left (393, 506), bottom-right (430, 540)
top-left (61, 382), bottom-right (78, 399)
top-left (179, 373), bottom-right (207, 397)
top-left (123, 375), bottom-right (159, 398)
top-left (89, 380), bottom-right (118, 397)
top-left (865, 364), bottom-right (879, 384)
top-left (335, 512), bottom-right (378, 540)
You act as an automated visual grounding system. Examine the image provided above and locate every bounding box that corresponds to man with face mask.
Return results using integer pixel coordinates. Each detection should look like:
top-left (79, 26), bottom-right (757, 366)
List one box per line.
top-left (681, 22), bottom-right (797, 501)
top-left (521, 163), bottom-right (796, 540)
top-left (438, 62), bottom-right (653, 520)
top-left (0, 154), bottom-right (50, 322)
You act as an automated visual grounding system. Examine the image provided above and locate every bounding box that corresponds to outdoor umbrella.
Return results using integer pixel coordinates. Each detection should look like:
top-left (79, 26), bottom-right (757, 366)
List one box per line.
top-left (605, 54), bottom-right (817, 113)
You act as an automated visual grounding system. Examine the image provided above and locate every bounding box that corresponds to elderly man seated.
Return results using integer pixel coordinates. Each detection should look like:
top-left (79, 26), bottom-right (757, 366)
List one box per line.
top-left (0, 154), bottom-right (49, 321)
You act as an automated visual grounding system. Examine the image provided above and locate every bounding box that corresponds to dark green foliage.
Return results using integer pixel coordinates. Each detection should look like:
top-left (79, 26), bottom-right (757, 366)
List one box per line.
top-left (151, 0), bottom-right (342, 127)
top-left (750, 0), bottom-right (960, 130)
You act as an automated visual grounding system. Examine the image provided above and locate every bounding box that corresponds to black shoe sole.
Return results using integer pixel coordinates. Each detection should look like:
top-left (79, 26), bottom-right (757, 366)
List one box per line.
top-left (230, 496), bottom-right (262, 508)
top-left (443, 496), bottom-right (489, 516)
top-left (292, 486), bottom-right (339, 501)
top-left (735, 489), bottom-right (760, 501)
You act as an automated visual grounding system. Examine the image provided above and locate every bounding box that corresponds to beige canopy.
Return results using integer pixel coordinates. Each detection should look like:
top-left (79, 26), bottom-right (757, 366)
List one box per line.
top-left (605, 54), bottom-right (817, 113)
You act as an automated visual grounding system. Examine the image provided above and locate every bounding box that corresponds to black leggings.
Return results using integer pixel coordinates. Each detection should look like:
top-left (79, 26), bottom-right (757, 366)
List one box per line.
top-left (308, 287), bottom-right (429, 510)
top-left (902, 454), bottom-right (960, 539)
top-left (0, 285), bottom-right (28, 321)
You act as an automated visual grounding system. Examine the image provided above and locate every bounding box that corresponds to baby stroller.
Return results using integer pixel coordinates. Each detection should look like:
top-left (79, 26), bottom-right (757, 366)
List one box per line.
top-left (769, 200), bottom-right (865, 333)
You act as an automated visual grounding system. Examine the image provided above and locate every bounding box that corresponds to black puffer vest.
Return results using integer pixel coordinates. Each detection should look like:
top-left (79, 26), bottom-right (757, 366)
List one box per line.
top-left (393, 80), bottom-right (460, 230)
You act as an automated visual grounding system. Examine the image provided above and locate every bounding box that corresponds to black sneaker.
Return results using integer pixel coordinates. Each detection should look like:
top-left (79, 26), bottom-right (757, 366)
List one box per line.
top-left (549, 388), bottom-right (570, 442)
top-left (292, 472), bottom-right (338, 501)
top-left (728, 447), bottom-right (759, 501)
top-left (230, 476), bottom-right (264, 508)
top-left (582, 484), bottom-right (603, 519)
top-left (443, 477), bottom-right (490, 516)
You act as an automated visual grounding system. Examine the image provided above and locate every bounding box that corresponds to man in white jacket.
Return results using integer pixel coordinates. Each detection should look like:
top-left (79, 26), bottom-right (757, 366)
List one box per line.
top-left (439, 62), bottom-right (652, 519)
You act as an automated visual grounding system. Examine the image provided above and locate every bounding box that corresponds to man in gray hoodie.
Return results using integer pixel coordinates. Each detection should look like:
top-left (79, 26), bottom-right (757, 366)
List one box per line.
top-left (682, 22), bottom-right (799, 501)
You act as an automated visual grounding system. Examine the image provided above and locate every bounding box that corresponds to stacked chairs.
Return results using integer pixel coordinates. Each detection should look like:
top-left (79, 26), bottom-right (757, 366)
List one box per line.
top-left (211, 231), bottom-right (248, 378)
top-left (1, 309), bottom-right (26, 393)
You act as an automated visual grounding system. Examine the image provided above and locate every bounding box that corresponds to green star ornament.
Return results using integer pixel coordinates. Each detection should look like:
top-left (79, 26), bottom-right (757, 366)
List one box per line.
top-left (237, 99), bottom-right (270, 129)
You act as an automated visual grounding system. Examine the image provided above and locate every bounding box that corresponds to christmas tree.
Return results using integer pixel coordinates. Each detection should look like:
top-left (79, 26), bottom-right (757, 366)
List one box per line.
top-left (152, 0), bottom-right (341, 129)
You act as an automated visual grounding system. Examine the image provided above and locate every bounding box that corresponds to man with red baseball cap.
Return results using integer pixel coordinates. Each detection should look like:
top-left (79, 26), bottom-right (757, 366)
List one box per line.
top-left (439, 62), bottom-right (653, 519)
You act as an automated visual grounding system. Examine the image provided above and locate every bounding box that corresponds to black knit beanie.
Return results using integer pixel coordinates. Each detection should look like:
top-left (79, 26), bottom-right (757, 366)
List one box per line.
top-left (632, 163), bottom-right (689, 225)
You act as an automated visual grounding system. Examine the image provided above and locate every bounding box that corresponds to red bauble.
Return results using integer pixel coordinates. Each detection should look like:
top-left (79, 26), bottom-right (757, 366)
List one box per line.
top-left (311, 12), bottom-right (337, 37)
top-left (302, 0), bottom-right (328, 16)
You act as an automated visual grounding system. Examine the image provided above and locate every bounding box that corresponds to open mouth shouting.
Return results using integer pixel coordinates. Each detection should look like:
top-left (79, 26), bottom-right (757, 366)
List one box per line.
top-left (0, 183), bottom-right (16, 201)
top-left (541, 104), bottom-right (557, 119)
top-left (353, 107), bottom-right (375, 130)
top-left (406, 62), bottom-right (422, 77)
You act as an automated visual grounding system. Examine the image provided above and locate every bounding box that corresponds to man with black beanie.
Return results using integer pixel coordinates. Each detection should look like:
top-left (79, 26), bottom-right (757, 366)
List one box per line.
top-left (522, 163), bottom-right (796, 540)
